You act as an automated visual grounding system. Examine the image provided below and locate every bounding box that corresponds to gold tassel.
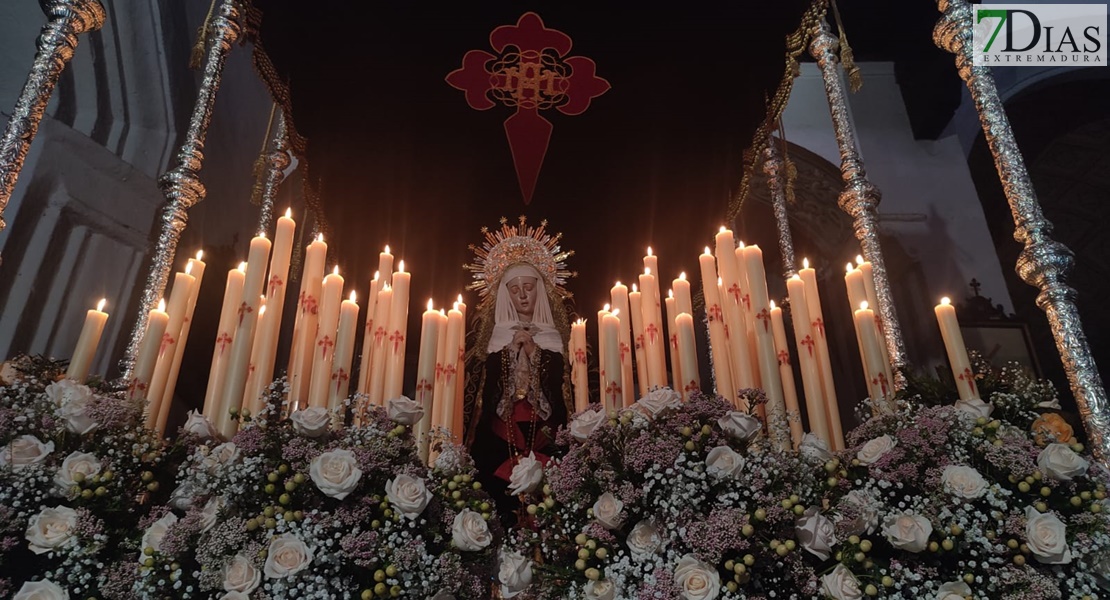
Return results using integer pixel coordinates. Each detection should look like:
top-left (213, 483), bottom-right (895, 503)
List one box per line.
top-left (189, 0), bottom-right (218, 70)
top-left (831, 0), bottom-right (863, 92)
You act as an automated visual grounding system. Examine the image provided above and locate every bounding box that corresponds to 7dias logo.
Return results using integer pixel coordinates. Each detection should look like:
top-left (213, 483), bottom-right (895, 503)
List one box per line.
top-left (973, 4), bottom-right (1106, 66)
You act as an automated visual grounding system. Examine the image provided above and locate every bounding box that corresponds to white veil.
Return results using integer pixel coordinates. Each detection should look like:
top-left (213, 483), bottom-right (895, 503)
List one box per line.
top-left (487, 263), bottom-right (564, 354)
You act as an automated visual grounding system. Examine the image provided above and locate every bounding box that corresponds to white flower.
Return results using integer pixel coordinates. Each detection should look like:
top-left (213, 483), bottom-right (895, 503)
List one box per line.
top-left (882, 512), bottom-right (932, 553)
top-left (627, 520), bottom-right (663, 561)
top-left (941, 465), bottom-right (988, 499)
top-left (169, 481), bottom-right (198, 511)
top-left (821, 564), bottom-right (862, 600)
top-left (25, 506), bottom-right (78, 555)
top-left (0, 434), bottom-right (54, 470)
top-left (507, 452), bottom-right (544, 495)
top-left (1025, 506), bottom-right (1071, 564)
top-left (799, 433), bottom-right (834, 464)
top-left (199, 496), bottom-right (226, 533)
top-left (183, 410), bottom-right (218, 438)
top-left (263, 533), bottom-right (314, 578)
top-left (53, 451), bottom-right (101, 494)
top-left (201, 442), bottom-right (240, 473)
top-left (309, 449), bottom-right (362, 500)
top-left (452, 509), bottom-right (492, 551)
top-left (13, 579), bottom-right (69, 600)
top-left (1037, 397), bottom-right (1063, 410)
top-left (837, 490), bottom-right (880, 536)
top-left (705, 445), bottom-right (745, 480)
top-left (139, 512), bottom-right (178, 561)
top-left (1037, 443), bottom-right (1089, 482)
top-left (385, 474), bottom-right (432, 519)
top-left (795, 507), bottom-right (836, 560)
top-left (387, 395), bottom-right (424, 425)
top-left (636, 387), bottom-right (681, 417)
top-left (954, 397), bottom-right (993, 419)
top-left (570, 409), bottom-right (606, 442)
top-left (290, 407), bottom-right (330, 438)
top-left (673, 554), bottom-right (720, 600)
top-left (592, 492), bottom-right (624, 529)
top-left (47, 379), bottom-right (97, 434)
top-left (856, 434), bottom-right (896, 465)
top-left (222, 554), bottom-right (260, 593)
top-left (585, 579), bottom-right (616, 600)
top-left (935, 580), bottom-right (972, 600)
top-left (498, 548), bottom-right (533, 598)
top-left (218, 593), bottom-right (249, 600)
top-left (718, 411), bottom-right (761, 441)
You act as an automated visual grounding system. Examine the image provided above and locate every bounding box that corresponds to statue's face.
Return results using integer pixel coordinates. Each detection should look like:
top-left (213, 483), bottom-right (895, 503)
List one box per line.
top-left (507, 276), bottom-right (539, 318)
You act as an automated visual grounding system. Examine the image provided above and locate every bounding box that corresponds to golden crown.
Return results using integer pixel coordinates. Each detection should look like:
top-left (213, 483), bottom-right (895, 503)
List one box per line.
top-left (466, 216), bottom-right (575, 301)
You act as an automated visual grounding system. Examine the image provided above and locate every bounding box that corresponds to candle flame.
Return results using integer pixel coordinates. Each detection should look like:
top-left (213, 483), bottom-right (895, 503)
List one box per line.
top-left (373, 270), bottom-right (380, 281)
top-left (333, 266), bottom-right (340, 276)
top-left (439, 308), bottom-right (446, 316)
top-left (940, 296), bottom-right (951, 306)
top-left (238, 262), bottom-right (248, 272)
top-left (196, 250), bottom-right (204, 261)
top-left (644, 267), bottom-right (652, 276)
top-left (791, 274), bottom-right (802, 281)
top-left (185, 261), bottom-right (193, 275)
top-left (285, 207), bottom-right (292, 219)
top-left (383, 283), bottom-right (392, 292)
top-left (612, 308), bottom-right (620, 317)
top-left (614, 280), bottom-right (621, 287)
top-left (157, 298), bottom-right (166, 312)
top-left (668, 289), bottom-right (674, 298)
top-left (769, 300), bottom-right (776, 310)
top-left (427, 299), bottom-right (434, 311)
top-left (719, 225), bottom-right (727, 233)
top-left (457, 294), bottom-right (463, 304)
top-left (349, 291), bottom-right (357, 303)
top-left (398, 260), bottom-right (405, 273)
top-left (646, 246), bottom-right (653, 257)
top-left (860, 301), bottom-right (869, 311)
top-left (845, 263), bottom-right (854, 274)
top-left (803, 257), bottom-right (809, 269)
top-left (703, 246), bottom-right (711, 255)
top-left (96, 298), bottom-right (107, 312)
top-left (603, 303), bottom-right (611, 312)
top-left (856, 254), bottom-right (865, 265)
top-left (679, 271), bottom-right (687, 280)
top-left (317, 233), bottom-right (324, 243)
top-left (384, 245), bottom-right (391, 254)
top-left (738, 240), bottom-right (746, 249)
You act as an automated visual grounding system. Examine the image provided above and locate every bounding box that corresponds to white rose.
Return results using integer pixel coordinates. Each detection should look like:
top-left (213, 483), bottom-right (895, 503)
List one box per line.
top-left (941, 465), bottom-right (989, 500)
top-left (498, 548), bottom-right (533, 598)
top-left (169, 481), bottom-right (198, 511)
top-left (452, 509), bottom-right (492, 551)
top-left (570, 409), bottom-right (606, 442)
top-left (385, 474), bottom-right (432, 519)
top-left (199, 496), bottom-right (226, 533)
top-left (25, 506), bottom-right (78, 555)
top-left (201, 442), bottom-right (241, 473)
top-left (592, 492), bottom-right (624, 530)
top-left (795, 507), bottom-right (836, 560)
top-left (183, 410), bottom-right (218, 438)
top-left (1037, 443), bottom-right (1089, 482)
top-left (882, 512), bottom-right (932, 553)
top-left (309, 449), bottom-right (362, 500)
top-left (799, 433), bottom-right (834, 464)
top-left (837, 490), bottom-right (880, 536)
top-left (263, 533), bottom-right (314, 578)
top-left (954, 397), bottom-right (993, 419)
top-left (386, 395), bottom-right (424, 425)
top-left (139, 512), bottom-right (178, 561)
top-left (507, 452), bottom-right (543, 495)
top-left (13, 580), bottom-right (69, 600)
top-left (218, 593), bottom-right (249, 600)
top-left (636, 387), bottom-right (681, 417)
top-left (821, 564), bottom-right (863, 600)
top-left (856, 434), bottom-right (896, 465)
top-left (935, 580), bottom-right (972, 600)
top-left (290, 407), bottom-right (330, 438)
top-left (222, 554), bottom-right (261, 593)
top-left (53, 451), bottom-right (102, 494)
top-left (1025, 506), bottom-right (1071, 564)
top-left (673, 554), bottom-right (720, 600)
top-left (47, 379), bottom-right (97, 435)
top-left (627, 520), bottom-right (663, 561)
top-left (584, 579), bottom-right (616, 600)
top-left (717, 411), bottom-right (761, 441)
top-left (0, 434), bottom-right (55, 470)
top-left (705, 445), bottom-right (745, 480)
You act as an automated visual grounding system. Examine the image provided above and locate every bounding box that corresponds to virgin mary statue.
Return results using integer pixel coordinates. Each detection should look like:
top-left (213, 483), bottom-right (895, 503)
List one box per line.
top-left (464, 218), bottom-right (574, 518)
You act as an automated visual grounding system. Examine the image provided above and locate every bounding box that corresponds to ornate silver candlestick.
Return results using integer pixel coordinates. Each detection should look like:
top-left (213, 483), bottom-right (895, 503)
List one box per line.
top-left (121, 0), bottom-right (242, 377)
top-left (935, 0), bottom-right (1110, 463)
top-left (810, 21), bottom-right (907, 390)
top-left (254, 111), bottom-right (290, 236)
top-left (763, 136), bottom-right (797, 280)
top-left (0, 0), bottom-right (106, 232)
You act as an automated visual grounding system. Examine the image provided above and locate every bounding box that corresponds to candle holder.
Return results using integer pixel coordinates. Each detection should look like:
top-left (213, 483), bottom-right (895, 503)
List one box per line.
top-left (254, 110), bottom-right (291, 236)
top-left (121, 0), bottom-right (242, 378)
top-left (934, 0), bottom-right (1110, 464)
top-left (809, 20), bottom-right (907, 392)
top-left (0, 0), bottom-right (106, 233)
top-left (763, 135), bottom-right (797, 280)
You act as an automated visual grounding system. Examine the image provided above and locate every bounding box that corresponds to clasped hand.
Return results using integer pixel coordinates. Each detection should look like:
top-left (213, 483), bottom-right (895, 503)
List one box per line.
top-left (512, 329), bottom-right (536, 357)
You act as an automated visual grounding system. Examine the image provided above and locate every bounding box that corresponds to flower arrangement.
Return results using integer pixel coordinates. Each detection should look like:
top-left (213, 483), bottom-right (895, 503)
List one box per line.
top-left (0, 355), bottom-right (180, 599)
top-left (135, 381), bottom-right (500, 599)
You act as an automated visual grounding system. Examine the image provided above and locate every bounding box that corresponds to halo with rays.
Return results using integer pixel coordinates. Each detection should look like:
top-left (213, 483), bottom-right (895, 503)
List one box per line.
top-left (465, 216), bottom-right (575, 304)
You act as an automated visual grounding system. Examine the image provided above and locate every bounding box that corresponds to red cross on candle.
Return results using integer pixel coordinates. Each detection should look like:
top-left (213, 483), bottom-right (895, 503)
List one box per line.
top-left (958, 367), bottom-right (977, 395)
top-left (318, 335), bottom-right (334, 359)
top-left (332, 368), bottom-right (349, 393)
top-left (606, 381), bottom-right (621, 405)
top-left (365, 318), bottom-right (374, 334)
top-left (684, 380), bottom-right (700, 393)
top-left (800, 335), bottom-right (816, 358)
top-left (619, 341), bottom-right (630, 362)
top-left (635, 334), bottom-right (644, 350)
top-left (389, 331), bottom-right (405, 353)
top-left (812, 317), bottom-right (825, 338)
top-left (127, 378), bottom-right (147, 397)
top-left (374, 326), bottom-right (387, 345)
top-left (777, 349), bottom-right (791, 366)
top-left (159, 332), bottom-right (175, 355)
top-left (216, 332), bottom-right (233, 354)
top-left (872, 372), bottom-right (890, 398)
top-left (435, 362), bottom-right (445, 380)
top-left (707, 304), bottom-right (723, 323)
top-left (300, 293), bottom-right (318, 316)
top-left (670, 333), bottom-right (678, 351)
top-left (267, 275), bottom-right (284, 298)
top-left (574, 348), bottom-right (586, 365)
top-left (727, 283), bottom-right (742, 305)
top-left (416, 379), bottom-right (434, 395)
top-left (756, 308), bottom-right (771, 333)
top-left (443, 364), bottom-right (457, 379)
top-left (644, 323), bottom-right (659, 345)
top-left (742, 294), bottom-right (751, 311)
top-left (237, 301), bottom-right (254, 326)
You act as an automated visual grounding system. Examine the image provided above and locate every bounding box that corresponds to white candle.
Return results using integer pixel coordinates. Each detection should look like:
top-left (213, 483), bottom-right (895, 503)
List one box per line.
top-left (715, 228), bottom-right (755, 392)
top-left (432, 305), bottom-right (451, 431)
top-left (770, 300), bottom-right (804, 448)
top-left (147, 268), bottom-right (196, 432)
top-left (665, 292), bottom-right (683, 396)
top-left (246, 286), bottom-right (281, 415)
top-left (643, 247), bottom-right (666, 381)
top-left (129, 299), bottom-right (168, 403)
top-left (439, 304), bottom-right (464, 443)
top-left (219, 235), bottom-right (271, 437)
top-left (66, 298), bottom-right (108, 383)
top-left (383, 262), bottom-right (411, 402)
top-left (328, 291), bottom-right (360, 414)
top-left (672, 271), bottom-right (693, 317)
top-left (798, 258), bottom-right (844, 451)
top-left (597, 305), bottom-right (612, 404)
top-left (857, 254), bottom-right (893, 388)
top-left (601, 310), bottom-right (623, 411)
top-left (844, 263), bottom-right (873, 390)
top-left (675, 312), bottom-right (700, 400)
top-left (627, 290), bottom-right (649, 398)
top-left (698, 248), bottom-right (735, 406)
top-left (855, 301), bottom-right (892, 405)
top-left (935, 296), bottom-right (979, 401)
top-left (610, 282), bottom-right (635, 407)
top-left (205, 263), bottom-right (245, 428)
top-left (415, 300), bottom-right (442, 462)
top-left (357, 271), bottom-right (381, 398)
top-left (309, 267), bottom-right (344, 409)
top-left (742, 245), bottom-right (786, 448)
top-left (638, 268), bottom-right (667, 390)
top-left (159, 252), bottom-right (206, 431)
top-left (366, 284), bottom-right (393, 406)
top-left (452, 295), bottom-right (468, 438)
top-left (243, 300), bottom-right (269, 415)
top-left (255, 209), bottom-right (296, 390)
top-left (786, 275), bottom-right (830, 445)
top-left (570, 318), bottom-right (589, 412)
top-left (735, 244), bottom-right (762, 391)
top-left (288, 234), bottom-right (327, 412)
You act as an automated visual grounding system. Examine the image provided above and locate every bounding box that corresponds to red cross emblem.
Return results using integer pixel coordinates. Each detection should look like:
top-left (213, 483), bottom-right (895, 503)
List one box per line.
top-left (800, 335), bottom-right (816, 358)
top-left (871, 372), bottom-right (890, 398)
top-left (332, 368), bottom-right (349, 393)
top-left (605, 381), bottom-right (621, 405)
top-left (299, 293), bottom-right (318, 316)
top-left (684, 380), bottom-right (700, 394)
top-left (742, 294), bottom-right (751, 311)
top-left (267, 275), bottom-right (284, 299)
top-left (237, 302), bottom-right (253, 326)
top-left (619, 341), bottom-right (630, 363)
top-left (635, 334), bottom-right (644, 351)
top-left (216, 332), bottom-right (233, 354)
top-left (127, 378), bottom-right (147, 397)
top-left (416, 379), bottom-right (434, 395)
top-left (446, 12), bottom-right (610, 204)
top-left (374, 325), bottom-right (387, 345)
top-left (389, 330), bottom-right (405, 353)
top-left (727, 283), bottom-right (743, 305)
top-left (317, 335), bottom-right (334, 359)
top-left (812, 317), bottom-right (826, 338)
top-left (777, 349), bottom-right (791, 366)
top-left (644, 323), bottom-right (659, 345)
top-left (756, 308), bottom-right (771, 333)
top-left (670, 333), bottom-right (679, 351)
top-left (958, 367), bottom-right (977, 395)
top-left (159, 332), bottom-right (175, 355)
top-left (435, 362), bottom-right (445, 380)
top-left (574, 348), bottom-right (586, 365)
top-left (707, 304), bottom-right (723, 323)
top-left (365, 317), bottom-right (374, 335)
